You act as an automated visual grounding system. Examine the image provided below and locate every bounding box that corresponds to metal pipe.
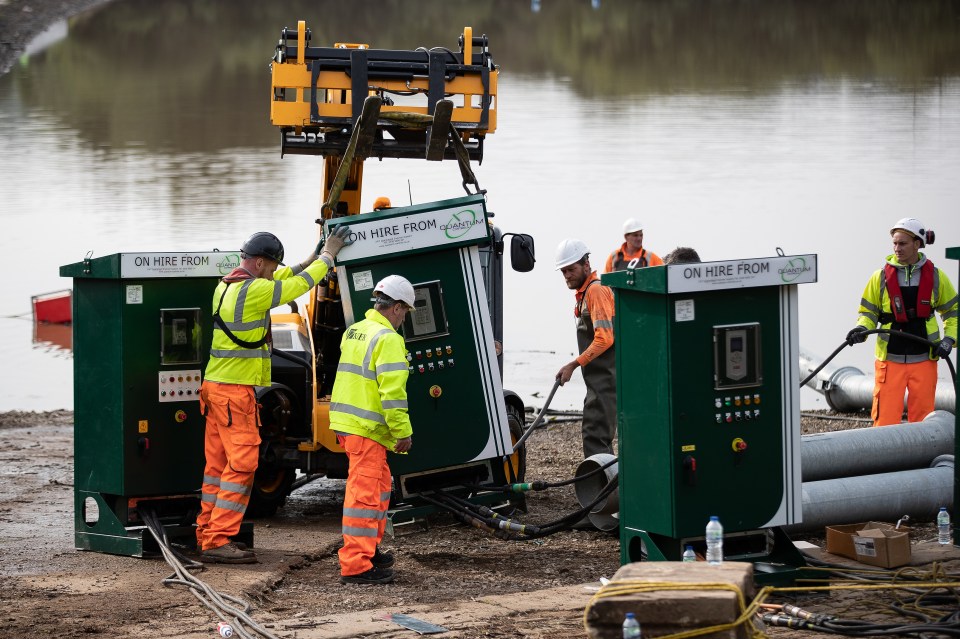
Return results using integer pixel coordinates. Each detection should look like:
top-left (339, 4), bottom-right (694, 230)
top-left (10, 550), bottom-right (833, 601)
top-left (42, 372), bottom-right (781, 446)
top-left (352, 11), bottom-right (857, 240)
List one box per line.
top-left (573, 454), bottom-right (619, 532)
top-left (800, 410), bottom-right (955, 481)
top-left (786, 456), bottom-right (954, 532)
top-left (800, 348), bottom-right (956, 413)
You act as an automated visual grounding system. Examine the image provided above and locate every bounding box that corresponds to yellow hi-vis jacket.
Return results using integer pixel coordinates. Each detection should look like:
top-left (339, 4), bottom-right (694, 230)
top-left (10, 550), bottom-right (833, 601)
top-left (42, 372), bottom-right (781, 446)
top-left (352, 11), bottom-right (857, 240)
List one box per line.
top-left (204, 259), bottom-right (330, 387)
top-left (855, 253), bottom-right (958, 363)
top-left (329, 309), bottom-right (413, 450)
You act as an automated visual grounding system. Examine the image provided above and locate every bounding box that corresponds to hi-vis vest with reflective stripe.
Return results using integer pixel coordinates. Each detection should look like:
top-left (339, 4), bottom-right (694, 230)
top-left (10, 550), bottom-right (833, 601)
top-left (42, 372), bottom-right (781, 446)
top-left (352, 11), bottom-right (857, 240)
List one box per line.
top-left (329, 309), bottom-right (413, 450)
top-left (855, 253), bottom-right (958, 362)
top-left (204, 260), bottom-right (329, 387)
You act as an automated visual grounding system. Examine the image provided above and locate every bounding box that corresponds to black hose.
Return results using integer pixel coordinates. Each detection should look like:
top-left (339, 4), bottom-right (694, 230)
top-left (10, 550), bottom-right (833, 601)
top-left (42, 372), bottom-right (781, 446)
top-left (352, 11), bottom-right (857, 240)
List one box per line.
top-left (511, 378), bottom-right (561, 453)
top-left (464, 455), bottom-right (618, 494)
top-left (800, 328), bottom-right (956, 388)
top-left (420, 470), bottom-right (619, 541)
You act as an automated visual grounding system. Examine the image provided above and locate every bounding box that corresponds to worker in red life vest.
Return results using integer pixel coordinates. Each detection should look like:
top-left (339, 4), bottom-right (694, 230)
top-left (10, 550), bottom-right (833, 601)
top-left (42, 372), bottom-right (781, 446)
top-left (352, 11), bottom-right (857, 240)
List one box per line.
top-left (196, 226), bottom-right (350, 563)
top-left (604, 218), bottom-right (664, 273)
top-left (555, 239), bottom-right (617, 458)
top-left (846, 218), bottom-right (957, 426)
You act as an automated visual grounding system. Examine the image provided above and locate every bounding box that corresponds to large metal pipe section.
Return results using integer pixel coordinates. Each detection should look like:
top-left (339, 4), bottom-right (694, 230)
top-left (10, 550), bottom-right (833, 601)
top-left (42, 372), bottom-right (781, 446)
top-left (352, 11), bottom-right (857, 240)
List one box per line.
top-left (787, 456), bottom-right (954, 532)
top-left (800, 349), bottom-right (955, 414)
top-left (574, 454), bottom-right (619, 532)
top-left (801, 411), bottom-right (955, 481)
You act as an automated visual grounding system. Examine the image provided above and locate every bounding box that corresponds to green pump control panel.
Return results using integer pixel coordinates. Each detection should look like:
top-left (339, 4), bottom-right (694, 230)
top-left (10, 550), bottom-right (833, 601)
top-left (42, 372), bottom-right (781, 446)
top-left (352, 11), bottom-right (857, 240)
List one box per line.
top-left (604, 254), bottom-right (817, 565)
top-left (325, 194), bottom-right (515, 497)
top-left (61, 251), bottom-right (241, 556)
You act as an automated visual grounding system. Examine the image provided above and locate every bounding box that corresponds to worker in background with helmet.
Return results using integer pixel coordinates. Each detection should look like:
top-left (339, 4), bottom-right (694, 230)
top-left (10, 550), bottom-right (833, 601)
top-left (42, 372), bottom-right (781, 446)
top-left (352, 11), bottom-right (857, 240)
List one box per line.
top-left (555, 240), bottom-right (617, 458)
top-left (846, 218), bottom-right (957, 426)
top-left (331, 275), bottom-right (415, 585)
top-left (196, 226), bottom-right (351, 563)
top-left (604, 218), bottom-right (664, 273)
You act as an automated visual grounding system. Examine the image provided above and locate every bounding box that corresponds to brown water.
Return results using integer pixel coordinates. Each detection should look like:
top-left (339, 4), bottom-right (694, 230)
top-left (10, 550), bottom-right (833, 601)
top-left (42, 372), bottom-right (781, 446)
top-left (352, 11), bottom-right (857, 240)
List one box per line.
top-left (1, 0), bottom-right (958, 410)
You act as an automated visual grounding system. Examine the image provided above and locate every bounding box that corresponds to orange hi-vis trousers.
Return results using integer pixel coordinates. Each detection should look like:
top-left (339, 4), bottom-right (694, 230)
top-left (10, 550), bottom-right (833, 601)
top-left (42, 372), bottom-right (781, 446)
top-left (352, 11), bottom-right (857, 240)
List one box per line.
top-left (337, 434), bottom-right (392, 577)
top-left (872, 359), bottom-right (937, 426)
top-left (195, 381), bottom-right (261, 551)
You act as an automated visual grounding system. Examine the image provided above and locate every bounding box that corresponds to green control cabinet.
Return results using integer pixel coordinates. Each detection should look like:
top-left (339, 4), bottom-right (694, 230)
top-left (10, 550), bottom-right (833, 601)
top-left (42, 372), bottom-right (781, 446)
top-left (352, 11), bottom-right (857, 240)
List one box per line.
top-left (603, 254), bottom-right (817, 576)
top-left (61, 251), bottom-right (241, 556)
top-left (325, 194), bottom-right (515, 499)
top-left (948, 245), bottom-right (960, 547)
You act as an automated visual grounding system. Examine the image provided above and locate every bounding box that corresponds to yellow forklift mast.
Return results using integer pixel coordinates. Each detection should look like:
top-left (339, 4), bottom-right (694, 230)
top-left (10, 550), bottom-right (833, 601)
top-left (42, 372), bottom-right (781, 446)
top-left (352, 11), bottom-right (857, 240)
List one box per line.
top-left (264, 22), bottom-right (512, 499)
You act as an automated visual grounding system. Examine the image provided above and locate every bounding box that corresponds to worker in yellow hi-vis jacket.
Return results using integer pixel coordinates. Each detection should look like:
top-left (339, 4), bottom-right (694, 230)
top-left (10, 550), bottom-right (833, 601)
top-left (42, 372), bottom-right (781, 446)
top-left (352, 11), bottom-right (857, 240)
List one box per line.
top-left (330, 275), bottom-right (415, 585)
top-left (196, 226), bottom-right (350, 564)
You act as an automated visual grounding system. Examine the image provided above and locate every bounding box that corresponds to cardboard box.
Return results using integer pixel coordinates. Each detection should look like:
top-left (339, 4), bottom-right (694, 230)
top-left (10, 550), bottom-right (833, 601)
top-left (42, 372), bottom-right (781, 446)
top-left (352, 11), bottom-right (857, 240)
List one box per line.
top-left (825, 521), bottom-right (912, 568)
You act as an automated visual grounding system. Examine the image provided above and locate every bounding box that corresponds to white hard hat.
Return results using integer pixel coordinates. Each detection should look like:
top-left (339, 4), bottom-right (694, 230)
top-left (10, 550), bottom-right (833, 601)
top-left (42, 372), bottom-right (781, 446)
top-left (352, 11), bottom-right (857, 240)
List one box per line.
top-left (890, 217), bottom-right (933, 248)
top-left (623, 218), bottom-right (643, 234)
top-left (555, 239), bottom-right (590, 270)
top-left (374, 275), bottom-right (416, 309)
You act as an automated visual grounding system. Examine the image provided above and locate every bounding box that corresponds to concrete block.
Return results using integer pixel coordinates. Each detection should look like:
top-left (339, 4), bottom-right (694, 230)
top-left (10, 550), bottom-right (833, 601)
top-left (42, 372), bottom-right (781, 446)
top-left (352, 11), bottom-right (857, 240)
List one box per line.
top-left (585, 562), bottom-right (756, 639)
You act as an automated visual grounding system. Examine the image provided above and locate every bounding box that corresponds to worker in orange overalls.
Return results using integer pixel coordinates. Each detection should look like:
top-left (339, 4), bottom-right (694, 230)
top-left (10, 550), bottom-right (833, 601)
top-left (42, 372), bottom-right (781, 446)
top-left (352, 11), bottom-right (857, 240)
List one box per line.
top-left (604, 218), bottom-right (663, 273)
top-left (555, 239), bottom-right (617, 458)
top-left (195, 226), bottom-right (350, 563)
top-left (331, 275), bottom-right (415, 585)
top-left (846, 218), bottom-right (957, 426)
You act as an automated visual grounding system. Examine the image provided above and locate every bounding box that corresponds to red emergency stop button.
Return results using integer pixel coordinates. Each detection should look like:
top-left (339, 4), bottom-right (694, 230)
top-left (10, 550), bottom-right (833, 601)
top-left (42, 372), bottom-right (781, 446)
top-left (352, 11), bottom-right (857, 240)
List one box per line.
top-left (429, 385), bottom-right (442, 398)
top-left (731, 437), bottom-right (748, 452)
top-left (175, 410), bottom-right (188, 423)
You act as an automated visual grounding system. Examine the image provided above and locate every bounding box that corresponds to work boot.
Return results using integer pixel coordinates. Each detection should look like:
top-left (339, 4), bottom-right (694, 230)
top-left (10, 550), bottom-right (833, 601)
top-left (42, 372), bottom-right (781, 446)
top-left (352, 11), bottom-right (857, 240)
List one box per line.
top-left (201, 542), bottom-right (257, 564)
top-left (372, 546), bottom-right (395, 569)
top-left (340, 565), bottom-right (394, 585)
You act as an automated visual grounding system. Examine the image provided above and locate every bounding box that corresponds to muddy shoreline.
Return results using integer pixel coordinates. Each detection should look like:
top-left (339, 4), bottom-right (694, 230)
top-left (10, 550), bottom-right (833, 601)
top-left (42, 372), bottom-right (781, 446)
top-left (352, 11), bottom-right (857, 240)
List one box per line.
top-left (0, 0), bottom-right (115, 75)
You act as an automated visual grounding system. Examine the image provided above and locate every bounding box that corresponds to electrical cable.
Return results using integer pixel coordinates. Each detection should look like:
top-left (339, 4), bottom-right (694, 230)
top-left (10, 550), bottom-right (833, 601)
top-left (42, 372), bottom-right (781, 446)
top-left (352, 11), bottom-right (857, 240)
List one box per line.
top-left (800, 328), bottom-right (956, 388)
top-left (139, 506), bottom-right (284, 639)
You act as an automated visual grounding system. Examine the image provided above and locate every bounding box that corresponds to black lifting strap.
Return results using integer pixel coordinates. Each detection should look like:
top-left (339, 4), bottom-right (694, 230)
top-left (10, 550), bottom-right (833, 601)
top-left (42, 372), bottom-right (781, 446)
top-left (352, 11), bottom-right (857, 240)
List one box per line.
top-left (212, 283), bottom-right (269, 349)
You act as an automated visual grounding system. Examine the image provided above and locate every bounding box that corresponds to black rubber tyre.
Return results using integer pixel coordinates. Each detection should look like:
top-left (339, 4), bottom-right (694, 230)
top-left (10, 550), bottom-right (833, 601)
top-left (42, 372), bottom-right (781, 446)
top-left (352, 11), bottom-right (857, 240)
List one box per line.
top-left (503, 402), bottom-right (527, 483)
top-left (245, 462), bottom-right (295, 519)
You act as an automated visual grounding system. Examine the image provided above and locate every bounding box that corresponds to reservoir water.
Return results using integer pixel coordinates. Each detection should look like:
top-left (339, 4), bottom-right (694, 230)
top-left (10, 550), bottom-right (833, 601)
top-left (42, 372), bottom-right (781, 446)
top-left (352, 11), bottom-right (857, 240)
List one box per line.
top-left (1, 0), bottom-right (958, 411)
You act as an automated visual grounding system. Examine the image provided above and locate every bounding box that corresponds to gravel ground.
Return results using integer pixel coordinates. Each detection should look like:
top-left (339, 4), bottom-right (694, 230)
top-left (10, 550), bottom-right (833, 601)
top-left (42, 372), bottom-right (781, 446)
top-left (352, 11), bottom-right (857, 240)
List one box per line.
top-left (1, 408), bottom-right (958, 639)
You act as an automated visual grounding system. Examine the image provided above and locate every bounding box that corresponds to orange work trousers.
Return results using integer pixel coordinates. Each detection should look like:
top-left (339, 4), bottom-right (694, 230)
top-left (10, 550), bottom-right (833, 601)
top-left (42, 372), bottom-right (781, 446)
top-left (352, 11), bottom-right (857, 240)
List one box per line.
top-left (337, 434), bottom-right (392, 577)
top-left (871, 359), bottom-right (937, 427)
top-left (195, 381), bottom-right (261, 551)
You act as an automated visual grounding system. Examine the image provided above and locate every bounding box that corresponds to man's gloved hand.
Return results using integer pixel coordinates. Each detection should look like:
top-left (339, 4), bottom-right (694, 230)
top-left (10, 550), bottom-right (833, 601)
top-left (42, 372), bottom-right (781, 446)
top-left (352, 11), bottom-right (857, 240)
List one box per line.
top-left (934, 337), bottom-right (954, 359)
top-left (319, 224), bottom-right (353, 262)
top-left (846, 326), bottom-right (869, 346)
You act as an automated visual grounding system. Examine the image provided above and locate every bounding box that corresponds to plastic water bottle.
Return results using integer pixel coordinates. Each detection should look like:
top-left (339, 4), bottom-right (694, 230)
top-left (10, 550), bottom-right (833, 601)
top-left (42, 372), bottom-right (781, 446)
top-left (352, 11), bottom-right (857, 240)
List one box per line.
top-left (706, 516), bottom-right (723, 565)
top-left (622, 612), bottom-right (641, 638)
top-left (937, 507), bottom-right (951, 545)
top-left (217, 622), bottom-right (234, 638)
top-left (682, 545), bottom-right (696, 562)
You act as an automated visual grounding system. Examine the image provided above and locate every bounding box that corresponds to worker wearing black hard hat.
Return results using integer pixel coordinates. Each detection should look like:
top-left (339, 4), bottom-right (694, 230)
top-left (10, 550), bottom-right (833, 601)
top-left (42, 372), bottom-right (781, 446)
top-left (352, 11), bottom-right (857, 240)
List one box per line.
top-left (846, 218), bottom-right (957, 426)
top-left (195, 225), bottom-right (351, 564)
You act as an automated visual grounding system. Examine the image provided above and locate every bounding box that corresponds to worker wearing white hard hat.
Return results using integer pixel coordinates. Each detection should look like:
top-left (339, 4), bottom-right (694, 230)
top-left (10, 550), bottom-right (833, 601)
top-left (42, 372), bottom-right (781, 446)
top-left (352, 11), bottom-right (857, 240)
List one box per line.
top-left (604, 218), bottom-right (664, 273)
top-left (330, 274), bottom-right (415, 585)
top-left (846, 218), bottom-right (957, 426)
top-left (554, 239), bottom-right (617, 458)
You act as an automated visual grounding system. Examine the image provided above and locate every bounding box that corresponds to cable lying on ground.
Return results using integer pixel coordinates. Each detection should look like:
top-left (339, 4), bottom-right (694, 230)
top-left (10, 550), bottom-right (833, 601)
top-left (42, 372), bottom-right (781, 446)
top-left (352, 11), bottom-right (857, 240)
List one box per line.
top-left (140, 507), bottom-right (283, 639)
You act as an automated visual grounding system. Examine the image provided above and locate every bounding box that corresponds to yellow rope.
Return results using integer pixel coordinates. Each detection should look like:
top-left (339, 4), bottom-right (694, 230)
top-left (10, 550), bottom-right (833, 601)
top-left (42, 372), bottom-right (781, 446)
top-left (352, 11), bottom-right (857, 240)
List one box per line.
top-left (582, 567), bottom-right (960, 639)
top-left (582, 581), bottom-right (773, 639)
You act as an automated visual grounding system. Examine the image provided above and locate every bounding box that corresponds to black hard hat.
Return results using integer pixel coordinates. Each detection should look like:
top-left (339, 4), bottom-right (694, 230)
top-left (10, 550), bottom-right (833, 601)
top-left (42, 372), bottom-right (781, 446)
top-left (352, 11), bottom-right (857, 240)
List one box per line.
top-left (241, 232), bottom-right (285, 264)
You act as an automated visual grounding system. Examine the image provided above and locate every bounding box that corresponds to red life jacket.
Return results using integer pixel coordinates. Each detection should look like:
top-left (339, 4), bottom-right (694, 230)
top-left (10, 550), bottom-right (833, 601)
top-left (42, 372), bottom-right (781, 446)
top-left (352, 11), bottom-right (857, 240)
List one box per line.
top-left (884, 260), bottom-right (934, 323)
